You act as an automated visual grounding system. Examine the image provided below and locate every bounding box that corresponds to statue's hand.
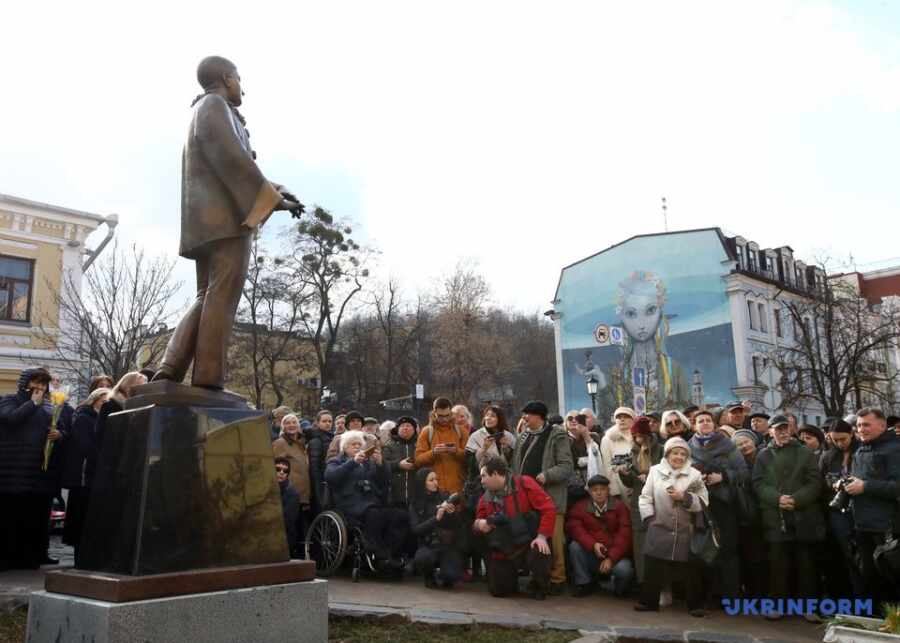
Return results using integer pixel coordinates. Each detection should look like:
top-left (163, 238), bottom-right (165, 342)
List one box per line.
top-left (277, 198), bottom-right (301, 212)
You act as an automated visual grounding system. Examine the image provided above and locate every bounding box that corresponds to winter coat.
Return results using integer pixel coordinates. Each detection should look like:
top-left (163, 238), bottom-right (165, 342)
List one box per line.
top-left (324, 453), bottom-right (389, 522)
top-left (618, 437), bottom-right (664, 532)
top-left (409, 468), bottom-right (461, 548)
top-left (476, 474), bottom-right (557, 559)
top-left (305, 428), bottom-right (334, 508)
top-left (382, 430), bottom-right (419, 507)
top-left (849, 430), bottom-right (900, 533)
top-left (639, 458), bottom-right (708, 562)
top-left (463, 427), bottom-right (516, 507)
top-left (511, 423), bottom-right (573, 513)
top-left (751, 440), bottom-right (825, 543)
top-left (279, 479), bottom-right (300, 547)
top-left (565, 495), bottom-right (632, 563)
top-left (272, 433), bottom-right (311, 504)
top-left (86, 397), bottom-right (123, 490)
top-left (0, 368), bottom-right (61, 495)
top-left (688, 432), bottom-right (749, 505)
top-left (61, 405), bottom-right (98, 489)
top-left (415, 423), bottom-right (469, 494)
top-left (600, 425), bottom-right (634, 498)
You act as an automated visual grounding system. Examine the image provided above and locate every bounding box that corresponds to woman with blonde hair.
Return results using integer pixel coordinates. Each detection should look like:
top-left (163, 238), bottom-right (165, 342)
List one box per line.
top-left (86, 372), bottom-right (147, 490)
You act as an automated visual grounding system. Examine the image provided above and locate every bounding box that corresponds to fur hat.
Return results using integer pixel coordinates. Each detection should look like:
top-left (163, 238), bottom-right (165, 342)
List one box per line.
top-left (613, 406), bottom-right (636, 420)
top-left (663, 436), bottom-right (691, 457)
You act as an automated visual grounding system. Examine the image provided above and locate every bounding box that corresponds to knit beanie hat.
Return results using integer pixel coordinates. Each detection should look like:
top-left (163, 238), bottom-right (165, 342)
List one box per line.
top-left (630, 416), bottom-right (653, 437)
top-left (663, 436), bottom-right (690, 457)
top-left (732, 428), bottom-right (761, 447)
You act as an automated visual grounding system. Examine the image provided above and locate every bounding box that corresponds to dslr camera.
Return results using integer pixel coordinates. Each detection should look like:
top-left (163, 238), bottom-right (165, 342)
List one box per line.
top-left (610, 454), bottom-right (633, 468)
top-left (828, 476), bottom-right (853, 513)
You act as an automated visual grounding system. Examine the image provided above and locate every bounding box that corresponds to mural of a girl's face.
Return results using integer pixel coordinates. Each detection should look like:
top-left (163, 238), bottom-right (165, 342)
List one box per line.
top-left (616, 272), bottom-right (665, 343)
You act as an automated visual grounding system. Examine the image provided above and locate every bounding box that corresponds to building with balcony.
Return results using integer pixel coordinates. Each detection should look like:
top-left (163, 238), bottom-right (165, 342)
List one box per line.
top-left (548, 227), bottom-right (854, 425)
top-left (0, 193), bottom-right (116, 393)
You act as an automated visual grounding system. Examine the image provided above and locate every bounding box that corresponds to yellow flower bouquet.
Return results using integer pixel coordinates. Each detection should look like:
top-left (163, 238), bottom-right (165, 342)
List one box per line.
top-left (41, 388), bottom-right (69, 472)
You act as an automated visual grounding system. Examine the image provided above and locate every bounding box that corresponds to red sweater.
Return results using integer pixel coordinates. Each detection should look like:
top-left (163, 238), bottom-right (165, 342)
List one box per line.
top-left (476, 475), bottom-right (556, 538)
top-left (565, 496), bottom-right (632, 563)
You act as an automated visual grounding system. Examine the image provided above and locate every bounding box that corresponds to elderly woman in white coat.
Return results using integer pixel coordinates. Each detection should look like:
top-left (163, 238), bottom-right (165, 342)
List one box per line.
top-left (634, 436), bottom-right (709, 618)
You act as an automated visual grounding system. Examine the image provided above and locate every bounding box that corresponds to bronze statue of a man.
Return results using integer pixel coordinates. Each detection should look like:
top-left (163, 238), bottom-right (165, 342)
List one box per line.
top-left (154, 56), bottom-right (301, 390)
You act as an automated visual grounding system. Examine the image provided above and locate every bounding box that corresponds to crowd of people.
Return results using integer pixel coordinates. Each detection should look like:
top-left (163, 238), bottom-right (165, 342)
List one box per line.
top-left (272, 397), bottom-right (900, 619)
top-left (1, 364), bottom-right (898, 623)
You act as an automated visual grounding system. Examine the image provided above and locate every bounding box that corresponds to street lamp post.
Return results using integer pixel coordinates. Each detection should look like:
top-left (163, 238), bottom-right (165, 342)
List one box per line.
top-left (586, 376), bottom-right (599, 415)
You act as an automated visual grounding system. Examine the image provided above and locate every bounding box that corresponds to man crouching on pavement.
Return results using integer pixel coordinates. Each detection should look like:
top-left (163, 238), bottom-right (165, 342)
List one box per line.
top-left (473, 456), bottom-right (556, 600)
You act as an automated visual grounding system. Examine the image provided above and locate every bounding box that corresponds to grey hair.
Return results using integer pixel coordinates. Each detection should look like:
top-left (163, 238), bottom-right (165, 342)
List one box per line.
top-left (340, 430), bottom-right (366, 452)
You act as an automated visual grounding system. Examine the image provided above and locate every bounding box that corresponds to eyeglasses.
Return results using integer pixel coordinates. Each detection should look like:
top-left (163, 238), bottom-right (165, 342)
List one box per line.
top-left (275, 466), bottom-right (290, 473)
top-left (566, 417), bottom-right (576, 422)
top-left (434, 412), bottom-right (452, 420)
top-left (665, 420), bottom-right (681, 426)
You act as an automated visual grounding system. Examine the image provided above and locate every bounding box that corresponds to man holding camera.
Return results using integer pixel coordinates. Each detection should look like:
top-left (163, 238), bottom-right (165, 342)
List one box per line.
top-left (474, 457), bottom-right (556, 599)
top-left (845, 408), bottom-right (900, 603)
top-left (511, 401), bottom-right (573, 594)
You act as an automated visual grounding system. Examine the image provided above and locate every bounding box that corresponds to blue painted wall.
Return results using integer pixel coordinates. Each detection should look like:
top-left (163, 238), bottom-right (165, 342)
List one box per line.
top-left (555, 229), bottom-right (737, 421)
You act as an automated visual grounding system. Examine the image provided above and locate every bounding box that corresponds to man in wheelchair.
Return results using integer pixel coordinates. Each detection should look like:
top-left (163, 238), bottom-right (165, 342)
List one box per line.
top-left (325, 430), bottom-right (409, 571)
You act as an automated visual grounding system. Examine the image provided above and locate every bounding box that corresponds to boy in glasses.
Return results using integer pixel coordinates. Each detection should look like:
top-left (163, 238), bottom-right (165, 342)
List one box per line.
top-left (275, 457), bottom-right (300, 558)
top-left (415, 397), bottom-right (469, 494)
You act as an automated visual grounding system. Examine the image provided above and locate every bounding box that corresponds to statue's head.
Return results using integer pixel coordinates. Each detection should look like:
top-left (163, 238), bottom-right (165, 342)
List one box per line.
top-left (197, 56), bottom-right (242, 106)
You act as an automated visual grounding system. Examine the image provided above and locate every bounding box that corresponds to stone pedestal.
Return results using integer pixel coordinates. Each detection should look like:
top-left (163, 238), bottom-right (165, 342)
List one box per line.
top-left (26, 580), bottom-right (328, 643)
top-left (79, 381), bottom-right (288, 575)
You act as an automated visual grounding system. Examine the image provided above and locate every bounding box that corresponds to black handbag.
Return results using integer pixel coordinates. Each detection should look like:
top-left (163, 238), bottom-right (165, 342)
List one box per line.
top-left (873, 531), bottom-right (900, 583)
top-left (487, 476), bottom-right (540, 554)
top-left (689, 498), bottom-right (721, 566)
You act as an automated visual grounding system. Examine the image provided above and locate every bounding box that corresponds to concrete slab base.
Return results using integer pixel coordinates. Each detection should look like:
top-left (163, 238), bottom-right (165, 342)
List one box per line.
top-left (25, 579), bottom-right (328, 643)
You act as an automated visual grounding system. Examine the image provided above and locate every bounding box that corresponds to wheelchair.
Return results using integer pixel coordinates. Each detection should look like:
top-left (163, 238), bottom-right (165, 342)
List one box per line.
top-left (304, 508), bottom-right (377, 581)
top-left (305, 483), bottom-right (407, 582)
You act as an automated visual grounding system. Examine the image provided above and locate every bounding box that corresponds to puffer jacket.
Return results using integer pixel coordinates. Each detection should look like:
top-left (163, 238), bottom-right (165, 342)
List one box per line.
top-left (752, 439), bottom-right (825, 543)
top-left (0, 368), bottom-right (57, 495)
top-left (382, 430), bottom-right (419, 508)
top-left (272, 432), bottom-right (311, 504)
top-left (415, 423), bottom-right (469, 494)
top-left (324, 453), bottom-right (389, 522)
top-left (600, 425), bottom-right (634, 498)
top-left (61, 404), bottom-right (98, 489)
top-left (849, 430), bottom-right (900, 533)
top-left (511, 422), bottom-right (574, 513)
top-left (639, 458), bottom-right (708, 562)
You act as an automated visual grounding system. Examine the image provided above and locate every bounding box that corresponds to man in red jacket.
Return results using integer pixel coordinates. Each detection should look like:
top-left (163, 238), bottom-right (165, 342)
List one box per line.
top-left (565, 474), bottom-right (634, 597)
top-left (474, 457), bottom-right (556, 599)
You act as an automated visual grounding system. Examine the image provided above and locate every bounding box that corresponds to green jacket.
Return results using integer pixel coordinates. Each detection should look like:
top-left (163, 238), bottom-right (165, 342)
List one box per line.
top-left (751, 440), bottom-right (825, 543)
top-left (511, 423), bottom-right (574, 513)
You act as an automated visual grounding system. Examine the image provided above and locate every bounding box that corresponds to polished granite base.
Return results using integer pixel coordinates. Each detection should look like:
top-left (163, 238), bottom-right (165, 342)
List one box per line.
top-left (26, 580), bottom-right (328, 643)
top-left (78, 383), bottom-right (288, 576)
top-left (46, 560), bottom-right (316, 602)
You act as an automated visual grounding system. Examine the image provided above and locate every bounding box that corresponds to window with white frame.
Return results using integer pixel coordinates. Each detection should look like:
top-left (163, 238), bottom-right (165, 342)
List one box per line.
top-left (774, 306), bottom-right (783, 337)
top-left (747, 300), bottom-right (757, 331)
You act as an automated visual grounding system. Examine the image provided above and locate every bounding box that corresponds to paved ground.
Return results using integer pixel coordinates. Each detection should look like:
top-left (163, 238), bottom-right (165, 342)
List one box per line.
top-left (1, 538), bottom-right (824, 642)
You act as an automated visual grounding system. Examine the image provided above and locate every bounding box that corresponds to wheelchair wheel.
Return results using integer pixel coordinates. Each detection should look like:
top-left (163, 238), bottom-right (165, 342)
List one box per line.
top-left (305, 511), bottom-right (348, 577)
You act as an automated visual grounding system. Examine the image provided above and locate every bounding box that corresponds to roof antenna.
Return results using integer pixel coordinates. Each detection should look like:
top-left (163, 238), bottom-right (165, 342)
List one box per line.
top-left (661, 196), bottom-right (668, 232)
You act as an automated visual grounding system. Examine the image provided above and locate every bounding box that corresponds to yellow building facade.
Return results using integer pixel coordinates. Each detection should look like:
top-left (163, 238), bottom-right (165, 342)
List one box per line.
top-left (0, 193), bottom-right (115, 394)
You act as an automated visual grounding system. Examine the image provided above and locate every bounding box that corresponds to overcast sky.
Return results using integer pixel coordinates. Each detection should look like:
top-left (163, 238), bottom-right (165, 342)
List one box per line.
top-left (3, 1), bottom-right (899, 314)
